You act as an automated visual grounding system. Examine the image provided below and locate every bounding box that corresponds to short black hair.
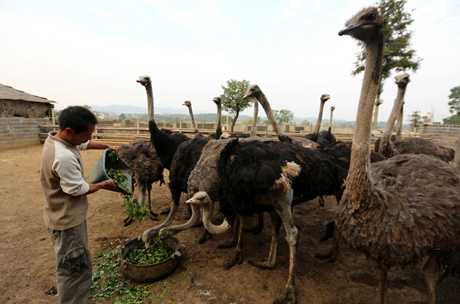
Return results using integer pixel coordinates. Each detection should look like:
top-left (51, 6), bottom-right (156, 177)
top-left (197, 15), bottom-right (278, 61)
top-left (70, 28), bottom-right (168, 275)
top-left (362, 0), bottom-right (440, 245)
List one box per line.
top-left (58, 106), bottom-right (98, 133)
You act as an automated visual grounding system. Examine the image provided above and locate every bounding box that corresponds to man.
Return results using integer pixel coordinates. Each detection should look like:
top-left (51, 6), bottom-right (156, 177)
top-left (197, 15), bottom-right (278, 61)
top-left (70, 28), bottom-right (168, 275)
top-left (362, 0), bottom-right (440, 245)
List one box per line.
top-left (40, 106), bottom-right (117, 304)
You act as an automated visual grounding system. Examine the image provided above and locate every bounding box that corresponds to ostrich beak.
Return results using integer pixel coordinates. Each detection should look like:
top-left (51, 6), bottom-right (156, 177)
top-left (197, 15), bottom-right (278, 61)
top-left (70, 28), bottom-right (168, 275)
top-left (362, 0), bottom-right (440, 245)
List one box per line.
top-left (339, 25), bottom-right (358, 36)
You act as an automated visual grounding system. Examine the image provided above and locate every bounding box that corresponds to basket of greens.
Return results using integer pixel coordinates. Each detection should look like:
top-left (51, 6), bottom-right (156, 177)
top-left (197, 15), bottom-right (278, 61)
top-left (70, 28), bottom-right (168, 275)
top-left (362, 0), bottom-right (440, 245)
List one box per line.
top-left (120, 237), bottom-right (181, 283)
top-left (90, 148), bottom-right (132, 194)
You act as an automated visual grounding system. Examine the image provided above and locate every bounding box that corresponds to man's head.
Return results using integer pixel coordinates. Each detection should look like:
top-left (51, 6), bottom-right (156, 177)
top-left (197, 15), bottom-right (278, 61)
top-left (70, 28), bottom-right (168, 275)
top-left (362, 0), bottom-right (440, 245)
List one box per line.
top-left (58, 106), bottom-right (97, 145)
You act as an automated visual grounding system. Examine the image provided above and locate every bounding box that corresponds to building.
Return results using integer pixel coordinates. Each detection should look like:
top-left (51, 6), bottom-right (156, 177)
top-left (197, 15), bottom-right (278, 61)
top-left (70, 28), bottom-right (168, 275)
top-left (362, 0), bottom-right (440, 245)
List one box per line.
top-left (0, 83), bottom-right (55, 118)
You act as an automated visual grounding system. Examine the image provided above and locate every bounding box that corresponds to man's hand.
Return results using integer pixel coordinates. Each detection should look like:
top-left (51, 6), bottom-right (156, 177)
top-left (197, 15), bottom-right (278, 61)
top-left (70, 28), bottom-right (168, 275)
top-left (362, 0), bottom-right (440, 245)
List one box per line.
top-left (87, 141), bottom-right (111, 150)
top-left (87, 179), bottom-right (118, 194)
top-left (100, 179), bottom-right (118, 191)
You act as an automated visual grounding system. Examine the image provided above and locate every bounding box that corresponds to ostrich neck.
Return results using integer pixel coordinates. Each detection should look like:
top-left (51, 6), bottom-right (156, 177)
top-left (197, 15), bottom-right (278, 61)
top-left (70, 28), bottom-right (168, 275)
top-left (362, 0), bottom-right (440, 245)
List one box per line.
top-left (455, 137), bottom-right (460, 169)
top-left (256, 92), bottom-right (281, 136)
top-left (380, 84), bottom-right (407, 150)
top-left (188, 107), bottom-right (197, 131)
top-left (145, 84), bottom-right (154, 120)
top-left (344, 37), bottom-right (383, 207)
top-left (251, 101), bottom-right (259, 136)
top-left (216, 104), bottom-right (222, 137)
top-left (395, 102), bottom-right (404, 138)
top-left (313, 101), bottom-right (326, 136)
top-left (329, 110), bottom-right (334, 127)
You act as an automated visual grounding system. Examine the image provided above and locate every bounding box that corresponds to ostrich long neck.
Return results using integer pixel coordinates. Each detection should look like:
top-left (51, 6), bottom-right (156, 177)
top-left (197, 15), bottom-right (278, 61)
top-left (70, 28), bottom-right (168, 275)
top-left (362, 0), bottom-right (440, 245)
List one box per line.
top-left (344, 36), bottom-right (383, 206)
top-left (395, 102), bottom-right (404, 139)
top-left (256, 92), bottom-right (281, 136)
top-left (187, 106), bottom-right (198, 132)
top-left (145, 83), bottom-right (154, 119)
top-left (216, 103), bottom-right (222, 138)
top-left (251, 101), bottom-right (259, 137)
top-left (455, 137), bottom-right (460, 169)
top-left (380, 83), bottom-right (408, 152)
top-left (313, 101), bottom-right (326, 137)
top-left (329, 109), bottom-right (334, 129)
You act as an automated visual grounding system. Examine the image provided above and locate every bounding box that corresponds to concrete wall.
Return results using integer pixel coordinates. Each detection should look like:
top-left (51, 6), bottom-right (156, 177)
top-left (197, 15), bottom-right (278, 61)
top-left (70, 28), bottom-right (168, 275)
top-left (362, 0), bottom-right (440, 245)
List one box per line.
top-left (0, 99), bottom-right (53, 118)
top-left (0, 117), bottom-right (49, 150)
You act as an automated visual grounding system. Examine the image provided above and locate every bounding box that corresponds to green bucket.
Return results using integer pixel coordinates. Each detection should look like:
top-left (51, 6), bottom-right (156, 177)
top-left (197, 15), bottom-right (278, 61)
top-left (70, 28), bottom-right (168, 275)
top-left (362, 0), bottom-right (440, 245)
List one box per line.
top-left (89, 148), bottom-right (133, 194)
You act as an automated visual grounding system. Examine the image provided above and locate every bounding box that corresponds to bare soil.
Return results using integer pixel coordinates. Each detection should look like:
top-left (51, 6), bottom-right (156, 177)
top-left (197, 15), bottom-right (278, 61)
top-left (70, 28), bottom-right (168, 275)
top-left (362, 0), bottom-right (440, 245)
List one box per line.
top-left (1, 145), bottom-right (459, 304)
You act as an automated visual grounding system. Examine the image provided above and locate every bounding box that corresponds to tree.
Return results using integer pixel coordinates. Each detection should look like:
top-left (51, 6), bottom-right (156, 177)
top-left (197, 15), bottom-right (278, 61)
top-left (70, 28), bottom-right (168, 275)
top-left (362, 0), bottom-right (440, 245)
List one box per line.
top-left (273, 109), bottom-right (294, 125)
top-left (409, 110), bottom-right (422, 131)
top-left (448, 85), bottom-right (460, 115)
top-left (119, 113), bottom-right (127, 121)
top-left (352, 0), bottom-right (421, 113)
top-left (221, 79), bottom-right (251, 133)
top-left (443, 114), bottom-right (460, 125)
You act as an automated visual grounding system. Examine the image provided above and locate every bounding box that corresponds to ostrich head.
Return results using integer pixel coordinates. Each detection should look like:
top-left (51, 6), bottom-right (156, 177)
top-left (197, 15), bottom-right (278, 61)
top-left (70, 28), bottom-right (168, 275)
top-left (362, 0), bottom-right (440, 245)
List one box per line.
top-left (320, 94), bottom-right (331, 103)
top-left (137, 76), bottom-right (151, 87)
top-left (331, 106), bottom-right (336, 112)
top-left (395, 73), bottom-right (410, 88)
top-left (339, 7), bottom-right (383, 42)
top-left (213, 96), bottom-right (222, 106)
top-left (243, 84), bottom-right (262, 100)
top-left (183, 100), bottom-right (192, 108)
top-left (186, 191), bottom-right (231, 234)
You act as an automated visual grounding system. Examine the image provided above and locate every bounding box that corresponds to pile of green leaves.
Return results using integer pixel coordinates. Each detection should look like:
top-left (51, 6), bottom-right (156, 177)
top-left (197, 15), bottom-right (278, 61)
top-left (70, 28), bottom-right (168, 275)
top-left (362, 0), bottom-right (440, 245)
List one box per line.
top-left (122, 194), bottom-right (150, 221)
top-left (107, 166), bottom-right (149, 222)
top-left (126, 241), bottom-right (173, 265)
top-left (90, 248), bottom-right (153, 304)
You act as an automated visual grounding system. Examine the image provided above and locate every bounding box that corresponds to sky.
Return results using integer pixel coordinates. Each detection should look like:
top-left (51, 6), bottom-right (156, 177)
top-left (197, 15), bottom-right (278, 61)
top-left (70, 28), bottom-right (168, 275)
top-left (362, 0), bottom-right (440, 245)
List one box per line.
top-left (1, 0), bottom-right (459, 122)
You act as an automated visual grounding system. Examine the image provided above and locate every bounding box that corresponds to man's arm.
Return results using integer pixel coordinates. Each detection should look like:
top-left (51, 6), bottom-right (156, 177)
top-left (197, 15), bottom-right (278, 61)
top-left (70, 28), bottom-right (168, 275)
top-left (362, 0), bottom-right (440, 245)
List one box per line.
top-left (86, 141), bottom-right (110, 150)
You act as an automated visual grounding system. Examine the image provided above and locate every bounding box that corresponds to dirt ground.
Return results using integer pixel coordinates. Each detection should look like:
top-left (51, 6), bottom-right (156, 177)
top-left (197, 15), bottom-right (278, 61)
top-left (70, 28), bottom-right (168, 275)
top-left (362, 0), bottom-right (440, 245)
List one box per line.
top-left (1, 144), bottom-right (460, 304)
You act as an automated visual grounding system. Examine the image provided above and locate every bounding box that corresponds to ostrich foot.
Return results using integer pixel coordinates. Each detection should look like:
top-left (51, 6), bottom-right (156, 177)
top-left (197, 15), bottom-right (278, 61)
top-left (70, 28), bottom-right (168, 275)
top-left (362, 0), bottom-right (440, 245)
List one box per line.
top-left (273, 285), bottom-right (296, 304)
top-left (197, 230), bottom-right (212, 244)
top-left (159, 207), bottom-right (170, 215)
top-left (223, 250), bottom-right (243, 270)
top-left (218, 238), bottom-right (237, 249)
top-left (248, 259), bottom-right (276, 269)
top-left (123, 217), bottom-right (134, 226)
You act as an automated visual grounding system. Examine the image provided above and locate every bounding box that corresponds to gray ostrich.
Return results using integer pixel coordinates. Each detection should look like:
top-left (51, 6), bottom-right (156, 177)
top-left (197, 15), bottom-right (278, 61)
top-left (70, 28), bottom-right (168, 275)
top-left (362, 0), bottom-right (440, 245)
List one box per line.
top-left (117, 140), bottom-right (164, 222)
top-left (183, 100), bottom-right (198, 133)
top-left (377, 73), bottom-right (455, 162)
top-left (338, 7), bottom-right (460, 304)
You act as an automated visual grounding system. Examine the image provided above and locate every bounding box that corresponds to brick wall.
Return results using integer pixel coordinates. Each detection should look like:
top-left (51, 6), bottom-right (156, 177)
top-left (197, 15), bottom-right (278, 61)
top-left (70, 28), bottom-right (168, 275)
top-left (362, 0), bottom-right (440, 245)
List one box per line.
top-left (0, 117), bottom-right (49, 150)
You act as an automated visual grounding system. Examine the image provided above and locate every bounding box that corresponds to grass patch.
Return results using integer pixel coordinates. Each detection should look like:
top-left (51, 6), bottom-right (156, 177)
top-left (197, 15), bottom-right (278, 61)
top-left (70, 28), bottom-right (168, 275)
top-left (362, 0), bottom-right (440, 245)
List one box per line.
top-left (91, 246), bottom-right (166, 304)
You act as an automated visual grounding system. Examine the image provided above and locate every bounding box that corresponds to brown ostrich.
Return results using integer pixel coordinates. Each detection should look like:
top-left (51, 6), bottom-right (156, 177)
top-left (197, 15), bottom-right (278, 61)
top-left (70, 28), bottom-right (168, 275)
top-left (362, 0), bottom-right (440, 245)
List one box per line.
top-left (305, 94), bottom-right (331, 141)
top-left (117, 141), bottom-right (164, 219)
top-left (377, 74), bottom-right (455, 162)
top-left (455, 136), bottom-right (460, 168)
top-left (183, 100), bottom-right (198, 133)
top-left (337, 7), bottom-right (460, 304)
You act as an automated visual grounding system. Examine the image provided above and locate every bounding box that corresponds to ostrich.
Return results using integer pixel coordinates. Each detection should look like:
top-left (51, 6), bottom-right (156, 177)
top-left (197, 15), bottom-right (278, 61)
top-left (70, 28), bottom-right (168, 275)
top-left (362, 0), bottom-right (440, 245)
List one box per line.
top-left (210, 96), bottom-right (223, 139)
top-left (456, 136), bottom-right (460, 168)
top-left (338, 7), bottom-right (460, 304)
top-left (394, 102), bottom-right (404, 139)
top-left (183, 100), bottom-right (198, 133)
top-left (376, 73), bottom-right (455, 162)
top-left (305, 94), bottom-right (336, 146)
top-left (251, 97), bottom-right (259, 137)
top-left (117, 140), bottom-right (164, 222)
top-left (329, 105), bottom-right (335, 131)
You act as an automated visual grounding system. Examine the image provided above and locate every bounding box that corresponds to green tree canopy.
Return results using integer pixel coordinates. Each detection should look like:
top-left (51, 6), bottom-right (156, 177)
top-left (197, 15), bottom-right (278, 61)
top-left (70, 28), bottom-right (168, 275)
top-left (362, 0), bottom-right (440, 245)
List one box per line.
top-left (352, 0), bottom-right (421, 98)
top-left (221, 79), bottom-right (251, 133)
top-left (443, 114), bottom-right (460, 125)
top-left (448, 85), bottom-right (460, 115)
top-left (409, 110), bottom-right (422, 130)
top-left (273, 109), bottom-right (294, 125)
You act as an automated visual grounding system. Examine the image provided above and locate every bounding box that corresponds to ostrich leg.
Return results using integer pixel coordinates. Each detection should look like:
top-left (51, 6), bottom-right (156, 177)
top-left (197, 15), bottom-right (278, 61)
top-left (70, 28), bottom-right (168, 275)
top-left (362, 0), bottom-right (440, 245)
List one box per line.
top-left (249, 211), bottom-right (281, 269)
top-left (147, 184), bottom-right (158, 219)
top-left (423, 256), bottom-right (441, 304)
top-left (223, 216), bottom-right (245, 269)
top-left (273, 188), bottom-right (297, 304)
top-left (378, 267), bottom-right (388, 304)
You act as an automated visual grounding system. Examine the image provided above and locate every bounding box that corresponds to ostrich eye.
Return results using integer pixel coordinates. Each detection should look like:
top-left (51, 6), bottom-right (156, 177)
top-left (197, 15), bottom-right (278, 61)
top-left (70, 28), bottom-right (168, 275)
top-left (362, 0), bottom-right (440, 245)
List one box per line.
top-left (363, 13), bottom-right (376, 21)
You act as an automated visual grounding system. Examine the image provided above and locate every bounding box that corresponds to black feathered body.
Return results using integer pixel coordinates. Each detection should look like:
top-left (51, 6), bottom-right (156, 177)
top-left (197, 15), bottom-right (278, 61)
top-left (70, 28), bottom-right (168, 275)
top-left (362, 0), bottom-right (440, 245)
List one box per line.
top-left (217, 140), bottom-right (348, 217)
top-left (148, 120), bottom-right (188, 169)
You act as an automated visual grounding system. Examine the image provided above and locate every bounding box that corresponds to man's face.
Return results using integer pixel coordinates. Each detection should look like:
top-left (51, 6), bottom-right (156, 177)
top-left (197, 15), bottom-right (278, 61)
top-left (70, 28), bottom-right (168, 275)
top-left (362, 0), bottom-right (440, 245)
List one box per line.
top-left (66, 124), bottom-right (95, 145)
